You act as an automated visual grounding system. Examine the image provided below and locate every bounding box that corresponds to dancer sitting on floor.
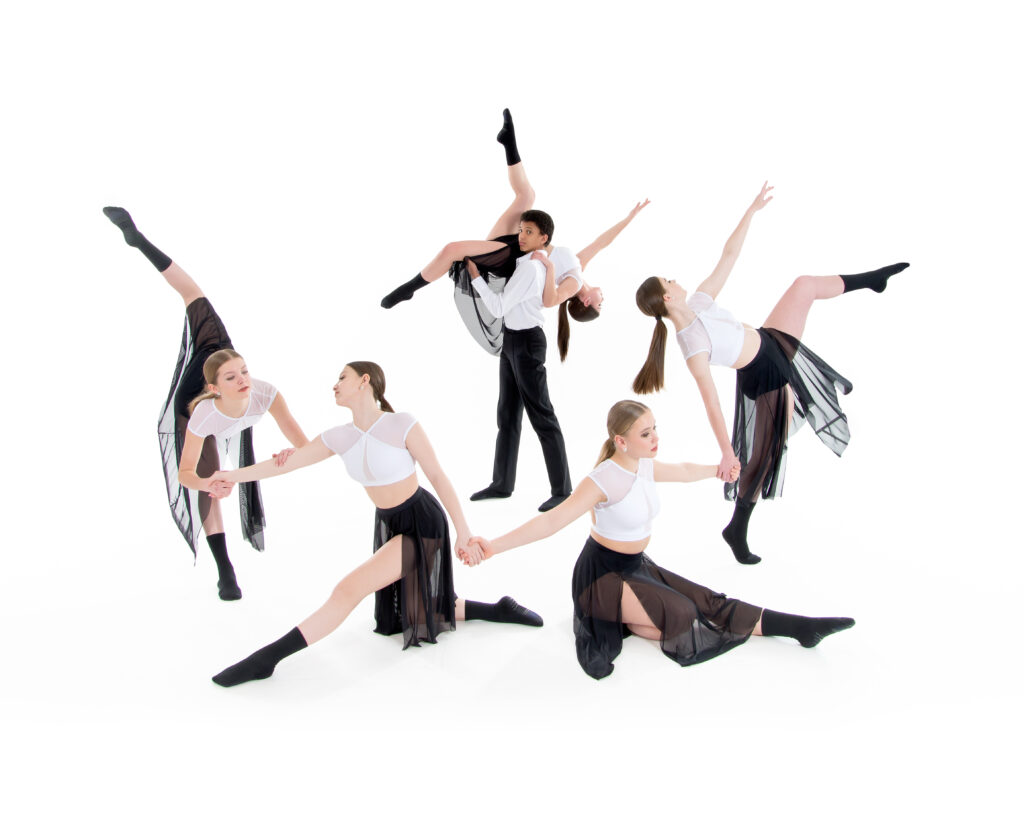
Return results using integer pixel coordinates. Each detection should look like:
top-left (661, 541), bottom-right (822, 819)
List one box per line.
top-left (632, 182), bottom-right (908, 564)
top-left (462, 400), bottom-right (855, 680)
top-left (211, 361), bottom-right (543, 688)
top-left (103, 207), bottom-right (309, 600)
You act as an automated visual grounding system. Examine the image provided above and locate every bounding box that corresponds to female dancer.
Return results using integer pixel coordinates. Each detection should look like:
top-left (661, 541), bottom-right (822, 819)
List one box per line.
top-left (463, 400), bottom-right (854, 680)
top-left (381, 109), bottom-right (648, 358)
top-left (103, 207), bottom-right (310, 600)
top-left (210, 361), bottom-right (543, 687)
top-left (632, 183), bottom-right (908, 564)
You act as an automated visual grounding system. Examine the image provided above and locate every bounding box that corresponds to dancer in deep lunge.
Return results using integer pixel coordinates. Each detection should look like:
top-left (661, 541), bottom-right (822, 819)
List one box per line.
top-left (632, 182), bottom-right (908, 563)
top-left (103, 207), bottom-right (310, 600)
top-left (210, 362), bottom-right (543, 688)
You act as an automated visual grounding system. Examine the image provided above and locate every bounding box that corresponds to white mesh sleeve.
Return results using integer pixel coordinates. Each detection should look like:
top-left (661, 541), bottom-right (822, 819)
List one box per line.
top-left (588, 460), bottom-right (638, 506)
top-left (372, 412), bottom-right (418, 448)
top-left (320, 425), bottom-right (361, 456)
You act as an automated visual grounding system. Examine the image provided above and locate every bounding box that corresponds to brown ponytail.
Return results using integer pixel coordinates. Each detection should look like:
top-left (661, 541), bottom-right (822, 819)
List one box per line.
top-left (595, 399), bottom-right (650, 466)
top-left (632, 277), bottom-right (669, 393)
top-left (346, 360), bottom-right (394, 412)
top-left (187, 349), bottom-right (244, 415)
top-left (557, 296), bottom-right (600, 362)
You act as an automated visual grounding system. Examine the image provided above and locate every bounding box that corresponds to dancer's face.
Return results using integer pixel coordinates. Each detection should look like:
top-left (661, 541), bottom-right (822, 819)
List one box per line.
top-left (616, 411), bottom-right (659, 458)
top-left (518, 221), bottom-right (549, 253)
top-left (581, 284), bottom-right (604, 311)
top-left (659, 277), bottom-right (686, 303)
top-left (333, 366), bottom-right (368, 406)
top-left (212, 358), bottom-right (251, 401)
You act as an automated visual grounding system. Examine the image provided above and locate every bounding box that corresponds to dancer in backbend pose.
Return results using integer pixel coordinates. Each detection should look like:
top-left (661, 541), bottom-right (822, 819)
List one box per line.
top-left (463, 400), bottom-right (855, 680)
top-left (632, 182), bottom-right (908, 564)
top-left (103, 207), bottom-right (310, 600)
top-left (210, 361), bottom-right (543, 687)
top-left (381, 108), bottom-right (648, 359)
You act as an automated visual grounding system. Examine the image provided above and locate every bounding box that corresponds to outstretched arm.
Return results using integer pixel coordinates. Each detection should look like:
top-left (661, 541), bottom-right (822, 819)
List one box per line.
top-left (216, 436), bottom-right (333, 483)
top-left (685, 353), bottom-right (741, 480)
top-left (696, 182), bottom-right (772, 300)
top-left (653, 459), bottom-right (739, 483)
top-left (267, 391), bottom-right (311, 466)
top-left (405, 423), bottom-right (474, 559)
top-left (467, 478), bottom-right (605, 562)
top-left (576, 199), bottom-right (650, 271)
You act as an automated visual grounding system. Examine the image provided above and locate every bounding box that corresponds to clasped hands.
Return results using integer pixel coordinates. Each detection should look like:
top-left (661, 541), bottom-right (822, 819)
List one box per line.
top-left (455, 534), bottom-right (494, 567)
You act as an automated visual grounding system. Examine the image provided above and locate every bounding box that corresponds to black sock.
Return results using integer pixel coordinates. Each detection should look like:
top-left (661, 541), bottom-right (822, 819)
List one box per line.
top-left (496, 108), bottom-right (521, 166)
top-left (206, 533), bottom-right (241, 601)
top-left (470, 485), bottom-right (512, 501)
top-left (840, 262), bottom-right (909, 294)
top-left (381, 273), bottom-right (429, 308)
top-left (464, 596), bottom-right (543, 627)
top-left (212, 627), bottom-right (308, 687)
top-left (722, 499), bottom-right (761, 564)
top-left (102, 206), bottom-right (173, 272)
top-left (760, 609), bottom-right (855, 648)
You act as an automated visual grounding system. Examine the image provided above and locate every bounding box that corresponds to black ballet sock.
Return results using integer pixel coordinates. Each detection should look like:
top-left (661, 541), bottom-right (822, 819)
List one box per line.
top-left (206, 533), bottom-right (241, 601)
top-left (760, 609), bottom-right (855, 648)
top-left (464, 596), bottom-right (543, 627)
top-left (380, 273), bottom-right (429, 308)
top-left (470, 485), bottom-right (512, 501)
top-left (840, 262), bottom-right (909, 294)
top-left (212, 627), bottom-right (308, 687)
top-left (496, 108), bottom-right (521, 166)
top-left (722, 499), bottom-right (761, 565)
top-left (102, 206), bottom-right (173, 272)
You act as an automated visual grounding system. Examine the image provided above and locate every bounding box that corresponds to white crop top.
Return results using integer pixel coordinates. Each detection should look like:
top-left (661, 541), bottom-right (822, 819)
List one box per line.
top-left (586, 458), bottom-right (661, 541)
top-left (186, 379), bottom-right (278, 441)
top-left (320, 412), bottom-right (418, 487)
top-left (549, 246), bottom-right (583, 289)
top-left (675, 292), bottom-right (746, 367)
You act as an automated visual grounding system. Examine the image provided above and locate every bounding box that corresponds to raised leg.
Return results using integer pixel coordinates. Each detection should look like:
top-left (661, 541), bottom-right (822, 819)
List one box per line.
top-left (762, 275), bottom-right (844, 340)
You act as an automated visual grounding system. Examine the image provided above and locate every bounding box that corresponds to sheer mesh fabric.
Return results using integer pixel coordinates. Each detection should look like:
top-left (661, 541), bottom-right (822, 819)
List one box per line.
top-left (157, 298), bottom-right (265, 555)
top-left (726, 327), bottom-right (853, 503)
top-left (372, 488), bottom-right (456, 648)
top-left (587, 459), bottom-right (659, 542)
top-left (572, 538), bottom-right (761, 679)
top-left (450, 234), bottom-right (520, 356)
top-left (321, 413), bottom-right (418, 487)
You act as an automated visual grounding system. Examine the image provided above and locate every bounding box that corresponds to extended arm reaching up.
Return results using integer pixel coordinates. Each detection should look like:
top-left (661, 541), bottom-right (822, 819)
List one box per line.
top-left (696, 183), bottom-right (772, 300)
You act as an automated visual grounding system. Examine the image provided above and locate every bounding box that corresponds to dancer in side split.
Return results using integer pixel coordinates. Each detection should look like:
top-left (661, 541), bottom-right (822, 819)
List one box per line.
top-left (463, 401), bottom-right (854, 680)
top-left (102, 207), bottom-right (310, 600)
top-left (210, 361), bottom-right (543, 688)
top-left (632, 182), bottom-right (908, 564)
top-left (381, 108), bottom-right (649, 361)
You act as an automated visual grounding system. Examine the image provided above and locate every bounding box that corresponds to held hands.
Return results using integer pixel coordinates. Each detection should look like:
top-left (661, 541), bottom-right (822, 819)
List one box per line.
top-left (717, 451), bottom-right (741, 482)
top-left (455, 532), bottom-right (485, 567)
top-left (205, 475), bottom-right (236, 499)
top-left (273, 448), bottom-right (295, 467)
top-left (750, 182), bottom-right (773, 213)
top-left (627, 198), bottom-right (651, 221)
top-left (456, 535), bottom-right (495, 566)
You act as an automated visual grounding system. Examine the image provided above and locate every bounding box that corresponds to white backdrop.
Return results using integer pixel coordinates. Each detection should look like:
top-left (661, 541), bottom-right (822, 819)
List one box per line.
top-left (2, 2), bottom-right (1019, 816)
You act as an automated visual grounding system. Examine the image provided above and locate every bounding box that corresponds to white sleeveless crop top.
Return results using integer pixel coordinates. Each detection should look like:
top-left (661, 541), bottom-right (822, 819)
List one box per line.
top-left (186, 379), bottom-right (278, 441)
top-left (320, 412), bottom-right (418, 487)
top-left (675, 292), bottom-right (745, 367)
top-left (549, 246), bottom-right (583, 289)
top-left (586, 458), bottom-right (661, 541)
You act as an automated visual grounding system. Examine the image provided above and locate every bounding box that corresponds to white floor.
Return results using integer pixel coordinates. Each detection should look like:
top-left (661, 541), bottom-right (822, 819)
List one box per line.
top-left (3, 3), bottom-right (1019, 816)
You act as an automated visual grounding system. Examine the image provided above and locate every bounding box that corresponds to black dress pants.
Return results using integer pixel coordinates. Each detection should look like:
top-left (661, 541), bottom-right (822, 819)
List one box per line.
top-left (490, 326), bottom-right (572, 495)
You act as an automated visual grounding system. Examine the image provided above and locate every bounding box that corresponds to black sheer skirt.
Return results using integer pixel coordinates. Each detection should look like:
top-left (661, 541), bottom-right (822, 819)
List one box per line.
top-left (372, 487), bottom-right (457, 649)
top-left (572, 537), bottom-right (762, 680)
top-left (449, 234), bottom-right (521, 355)
top-left (726, 327), bottom-right (853, 503)
top-left (156, 297), bottom-right (266, 556)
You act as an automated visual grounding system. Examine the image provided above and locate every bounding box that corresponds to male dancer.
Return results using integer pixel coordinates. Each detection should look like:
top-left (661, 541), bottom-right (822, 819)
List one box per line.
top-left (465, 209), bottom-right (572, 513)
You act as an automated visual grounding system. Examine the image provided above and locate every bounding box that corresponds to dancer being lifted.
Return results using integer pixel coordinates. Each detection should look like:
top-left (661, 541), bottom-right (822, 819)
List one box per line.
top-left (381, 108), bottom-right (649, 361)
top-left (103, 207), bottom-right (310, 600)
top-left (462, 400), bottom-right (854, 680)
top-left (633, 183), bottom-right (908, 564)
top-left (210, 361), bottom-right (543, 688)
